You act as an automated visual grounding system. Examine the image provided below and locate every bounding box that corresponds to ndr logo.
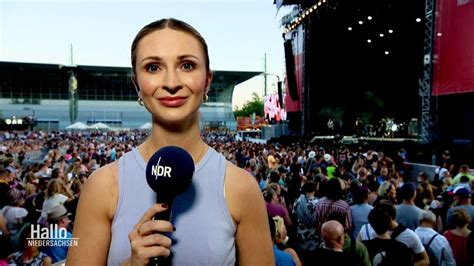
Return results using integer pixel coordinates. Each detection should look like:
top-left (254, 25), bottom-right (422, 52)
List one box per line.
top-left (151, 157), bottom-right (172, 178)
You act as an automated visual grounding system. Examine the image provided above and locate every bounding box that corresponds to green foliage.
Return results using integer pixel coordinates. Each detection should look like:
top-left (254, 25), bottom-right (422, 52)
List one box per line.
top-left (234, 93), bottom-right (263, 117)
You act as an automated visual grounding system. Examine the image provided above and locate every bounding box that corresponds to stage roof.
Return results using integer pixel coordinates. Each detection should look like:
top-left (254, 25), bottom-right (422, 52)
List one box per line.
top-left (0, 61), bottom-right (260, 104)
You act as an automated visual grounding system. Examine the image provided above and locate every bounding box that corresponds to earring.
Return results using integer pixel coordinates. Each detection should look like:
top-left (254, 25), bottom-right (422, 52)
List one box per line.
top-left (204, 94), bottom-right (209, 102)
top-left (138, 98), bottom-right (144, 106)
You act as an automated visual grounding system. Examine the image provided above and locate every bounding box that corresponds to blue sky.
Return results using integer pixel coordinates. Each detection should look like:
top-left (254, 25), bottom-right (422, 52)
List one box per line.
top-left (0, 0), bottom-right (286, 109)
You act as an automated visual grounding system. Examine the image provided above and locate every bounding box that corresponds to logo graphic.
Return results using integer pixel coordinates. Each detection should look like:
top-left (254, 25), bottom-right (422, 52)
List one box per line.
top-left (151, 157), bottom-right (172, 178)
top-left (27, 224), bottom-right (78, 247)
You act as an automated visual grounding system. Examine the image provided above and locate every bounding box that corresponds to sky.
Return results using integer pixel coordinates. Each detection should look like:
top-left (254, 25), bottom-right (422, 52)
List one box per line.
top-left (0, 0), bottom-right (287, 109)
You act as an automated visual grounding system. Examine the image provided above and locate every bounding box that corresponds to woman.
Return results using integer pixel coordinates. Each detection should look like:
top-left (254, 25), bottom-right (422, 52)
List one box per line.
top-left (40, 179), bottom-right (75, 220)
top-left (1, 189), bottom-right (28, 245)
top-left (444, 208), bottom-right (472, 266)
top-left (67, 18), bottom-right (273, 265)
top-left (7, 226), bottom-right (52, 266)
top-left (264, 185), bottom-right (292, 228)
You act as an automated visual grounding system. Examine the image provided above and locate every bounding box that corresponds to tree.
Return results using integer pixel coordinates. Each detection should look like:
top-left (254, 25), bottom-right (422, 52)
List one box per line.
top-left (233, 93), bottom-right (263, 118)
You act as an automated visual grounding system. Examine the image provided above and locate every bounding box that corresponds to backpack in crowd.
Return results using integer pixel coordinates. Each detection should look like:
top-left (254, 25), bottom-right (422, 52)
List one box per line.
top-left (423, 234), bottom-right (439, 266)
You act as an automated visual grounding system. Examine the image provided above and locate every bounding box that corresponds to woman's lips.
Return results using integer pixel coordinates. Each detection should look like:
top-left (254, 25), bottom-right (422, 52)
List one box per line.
top-left (158, 96), bottom-right (187, 107)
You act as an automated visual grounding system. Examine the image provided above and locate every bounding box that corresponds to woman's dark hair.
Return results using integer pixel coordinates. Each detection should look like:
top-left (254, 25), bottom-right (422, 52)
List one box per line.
top-left (262, 187), bottom-right (276, 203)
top-left (131, 18), bottom-right (210, 83)
top-left (451, 208), bottom-right (472, 228)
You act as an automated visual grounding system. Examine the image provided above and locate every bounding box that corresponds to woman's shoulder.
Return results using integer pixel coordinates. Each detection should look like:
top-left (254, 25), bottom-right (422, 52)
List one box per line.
top-left (224, 162), bottom-right (263, 223)
top-left (81, 161), bottom-right (119, 220)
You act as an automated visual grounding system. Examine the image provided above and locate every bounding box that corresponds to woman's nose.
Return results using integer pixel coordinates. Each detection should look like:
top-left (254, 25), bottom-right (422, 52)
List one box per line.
top-left (162, 70), bottom-right (183, 92)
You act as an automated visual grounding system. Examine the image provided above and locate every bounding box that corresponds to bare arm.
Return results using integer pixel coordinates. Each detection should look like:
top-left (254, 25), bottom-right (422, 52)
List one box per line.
top-left (42, 256), bottom-right (52, 266)
top-left (226, 163), bottom-right (274, 265)
top-left (66, 163), bottom-right (118, 265)
top-left (414, 251), bottom-right (430, 266)
top-left (284, 247), bottom-right (302, 266)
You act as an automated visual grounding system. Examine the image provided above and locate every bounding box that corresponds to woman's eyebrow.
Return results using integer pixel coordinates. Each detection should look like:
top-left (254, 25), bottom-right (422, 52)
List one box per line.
top-left (140, 56), bottom-right (163, 63)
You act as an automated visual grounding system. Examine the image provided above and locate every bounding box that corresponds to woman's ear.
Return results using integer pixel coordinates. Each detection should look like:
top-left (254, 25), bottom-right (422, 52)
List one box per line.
top-left (205, 71), bottom-right (213, 91)
top-left (131, 75), bottom-right (140, 95)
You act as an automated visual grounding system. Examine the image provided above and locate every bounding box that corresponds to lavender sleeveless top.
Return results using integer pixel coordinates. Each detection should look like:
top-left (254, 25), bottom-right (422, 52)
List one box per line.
top-left (107, 147), bottom-right (236, 265)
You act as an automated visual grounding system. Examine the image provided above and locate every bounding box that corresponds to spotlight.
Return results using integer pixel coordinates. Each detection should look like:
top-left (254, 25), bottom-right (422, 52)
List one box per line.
top-left (310, 7), bottom-right (314, 12)
top-left (305, 11), bottom-right (309, 15)
top-left (367, 16), bottom-right (372, 20)
top-left (367, 39), bottom-right (372, 43)
top-left (391, 124), bottom-right (398, 132)
top-left (318, 2), bottom-right (322, 6)
top-left (416, 18), bottom-right (422, 22)
top-left (358, 21), bottom-right (363, 25)
top-left (348, 27), bottom-right (352, 31)
top-left (384, 51), bottom-right (390, 55)
top-left (388, 29), bottom-right (393, 34)
top-left (437, 32), bottom-right (442, 36)
top-left (379, 33), bottom-right (384, 37)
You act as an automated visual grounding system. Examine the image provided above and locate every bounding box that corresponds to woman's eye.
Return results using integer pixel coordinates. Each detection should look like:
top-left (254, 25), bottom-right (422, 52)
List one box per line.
top-left (146, 64), bottom-right (159, 72)
top-left (182, 62), bottom-right (194, 71)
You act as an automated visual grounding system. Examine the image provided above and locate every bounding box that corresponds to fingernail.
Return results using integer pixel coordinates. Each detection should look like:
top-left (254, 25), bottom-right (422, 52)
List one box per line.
top-left (161, 204), bottom-right (168, 208)
top-left (173, 227), bottom-right (176, 232)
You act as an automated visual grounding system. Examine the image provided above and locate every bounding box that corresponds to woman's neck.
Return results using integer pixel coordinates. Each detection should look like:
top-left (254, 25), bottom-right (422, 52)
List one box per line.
top-left (452, 226), bottom-right (471, 237)
top-left (142, 123), bottom-right (207, 164)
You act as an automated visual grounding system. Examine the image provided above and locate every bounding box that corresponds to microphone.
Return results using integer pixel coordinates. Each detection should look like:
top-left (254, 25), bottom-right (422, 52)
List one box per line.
top-left (145, 146), bottom-right (194, 266)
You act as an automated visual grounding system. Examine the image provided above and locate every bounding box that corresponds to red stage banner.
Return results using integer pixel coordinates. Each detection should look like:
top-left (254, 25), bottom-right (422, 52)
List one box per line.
top-left (432, 0), bottom-right (474, 95)
top-left (285, 27), bottom-right (304, 112)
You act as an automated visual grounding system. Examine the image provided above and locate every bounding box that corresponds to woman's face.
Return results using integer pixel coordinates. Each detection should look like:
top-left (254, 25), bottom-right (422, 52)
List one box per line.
top-left (389, 184), bottom-right (397, 199)
top-left (135, 28), bottom-right (212, 127)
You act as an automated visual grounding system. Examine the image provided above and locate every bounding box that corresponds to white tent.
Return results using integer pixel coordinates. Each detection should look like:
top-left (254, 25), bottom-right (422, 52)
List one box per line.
top-left (89, 122), bottom-right (110, 129)
top-left (140, 122), bottom-right (152, 129)
top-left (65, 122), bottom-right (89, 130)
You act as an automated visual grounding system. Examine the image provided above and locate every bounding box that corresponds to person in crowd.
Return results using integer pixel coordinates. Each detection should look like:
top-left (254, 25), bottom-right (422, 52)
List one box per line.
top-left (375, 180), bottom-right (397, 205)
top-left (414, 210), bottom-right (456, 266)
top-left (357, 201), bottom-right (429, 265)
top-left (6, 226), bottom-right (52, 266)
top-left (444, 208), bottom-right (473, 266)
top-left (452, 164), bottom-right (474, 185)
top-left (44, 205), bottom-right (73, 264)
top-left (67, 18), bottom-right (273, 265)
top-left (326, 211), bottom-right (371, 266)
top-left (396, 182), bottom-right (423, 230)
top-left (350, 186), bottom-right (373, 240)
top-left (315, 178), bottom-right (352, 235)
top-left (41, 179), bottom-right (74, 221)
top-left (363, 207), bottom-right (413, 266)
top-left (0, 169), bottom-right (12, 209)
top-left (446, 187), bottom-right (474, 230)
top-left (376, 167), bottom-right (389, 185)
top-left (264, 185), bottom-right (292, 227)
top-left (270, 215), bottom-right (301, 266)
top-left (1, 189), bottom-right (28, 246)
top-left (453, 175), bottom-right (472, 192)
top-left (292, 181), bottom-right (319, 255)
top-left (309, 220), bottom-right (353, 265)
top-left (23, 172), bottom-right (38, 198)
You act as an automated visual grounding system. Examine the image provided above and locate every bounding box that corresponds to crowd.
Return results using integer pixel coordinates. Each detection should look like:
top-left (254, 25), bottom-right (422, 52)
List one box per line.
top-left (0, 129), bottom-right (473, 265)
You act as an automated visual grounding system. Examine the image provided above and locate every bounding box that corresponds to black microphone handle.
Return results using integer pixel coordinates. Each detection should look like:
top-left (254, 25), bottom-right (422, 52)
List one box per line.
top-left (149, 199), bottom-right (173, 266)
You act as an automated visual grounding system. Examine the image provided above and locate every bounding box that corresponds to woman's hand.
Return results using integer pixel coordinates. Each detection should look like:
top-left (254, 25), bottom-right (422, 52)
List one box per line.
top-left (127, 204), bottom-right (174, 266)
